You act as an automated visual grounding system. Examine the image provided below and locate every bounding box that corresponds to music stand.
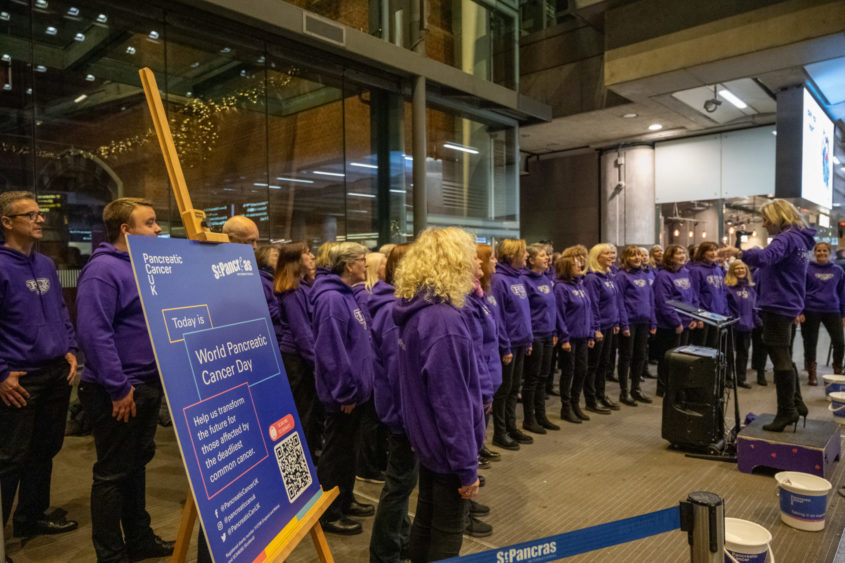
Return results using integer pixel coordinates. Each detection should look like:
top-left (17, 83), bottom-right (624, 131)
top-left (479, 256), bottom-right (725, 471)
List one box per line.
top-left (666, 300), bottom-right (741, 462)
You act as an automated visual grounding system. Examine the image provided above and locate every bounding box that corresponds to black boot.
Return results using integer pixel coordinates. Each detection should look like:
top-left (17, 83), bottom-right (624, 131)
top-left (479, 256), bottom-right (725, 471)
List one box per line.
top-left (631, 390), bottom-right (652, 404)
top-left (535, 389), bottom-right (559, 430)
top-left (571, 401), bottom-right (590, 421)
top-left (619, 391), bottom-right (637, 407)
top-left (521, 388), bottom-right (545, 434)
top-left (560, 403), bottom-right (581, 424)
top-left (756, 370), bottom-right (767, 386)
top-left (792, 363), bottom-right (808, 425)
top-left (763, 369), bottom-right (799, 432)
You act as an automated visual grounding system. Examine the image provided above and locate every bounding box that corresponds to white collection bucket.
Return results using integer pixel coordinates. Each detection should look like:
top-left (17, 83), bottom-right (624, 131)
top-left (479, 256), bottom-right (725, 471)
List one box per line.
top-left (829, 392), bottom-right (845, 424)
top-left (774, 471), bottom-right (832, 531)
top-left (724, 517), bottom-right (774, 563)
top-left (823, 374), bottom-right (845, 401)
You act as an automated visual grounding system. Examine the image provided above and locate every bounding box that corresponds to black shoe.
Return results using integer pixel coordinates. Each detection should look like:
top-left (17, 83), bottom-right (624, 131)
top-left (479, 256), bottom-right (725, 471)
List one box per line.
top-left (464, 515), bottom-right (493, 538)
top-left (344, 500), bottom-right (375, 517)
top-left (619, 395), bottom-right (638, 407)
top-left (356, 472), bottom-right (386, 484)
top-left (756, 371), bottom-right (767, 386)
top-left (585, 404), bottom-right (611, 415)
top-left (492, 434), bottom-right (520, 451)
top-left (478, 457), bottom-right (491, 470)
top-left (14, 515), bottom-right (78, 537)
top-left (509, 429), bottom-right (534, 444)
top-left (479, 475), bottom-right (486, 487)
top-left (522, 420), bottom-right (546, 434)
top-left (128, 535), bottom-right (175, 561)
top-left (598, 397), bottom-right (620, 411)
top-left (571, 403), bottom-right (590, 421)
top-left (323, 517), bottom-right (363, 535)
top-left (631, 391), bottom-right (652, 404)
top-left (537, 416), bottom-right (561, 430)
top-left (469, 500), bottom-right (490, 516)
top-left (479, 446), bottom-right (501, 461)
top-left (560, 404), bottom-right (582, 424)
top-left (737, 382), bottom-right (752, 389)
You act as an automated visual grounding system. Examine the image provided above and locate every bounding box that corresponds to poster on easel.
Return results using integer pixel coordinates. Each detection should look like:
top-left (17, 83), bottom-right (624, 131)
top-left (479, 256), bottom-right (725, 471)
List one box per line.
top-left (127, 234), bottom-right (321, 562)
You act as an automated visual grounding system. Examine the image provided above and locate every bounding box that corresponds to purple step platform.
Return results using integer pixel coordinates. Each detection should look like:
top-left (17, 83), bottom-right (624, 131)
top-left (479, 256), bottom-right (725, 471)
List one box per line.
top-left (736, 414), bottom-right (841, 478)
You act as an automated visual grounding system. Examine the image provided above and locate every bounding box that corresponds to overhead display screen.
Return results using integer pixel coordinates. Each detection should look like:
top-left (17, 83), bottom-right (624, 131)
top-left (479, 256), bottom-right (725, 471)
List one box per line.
top-left (801, 88), bottom-right (834, 208)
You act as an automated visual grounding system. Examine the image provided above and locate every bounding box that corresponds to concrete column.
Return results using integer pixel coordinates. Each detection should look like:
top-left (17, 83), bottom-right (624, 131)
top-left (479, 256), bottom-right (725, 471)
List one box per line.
top-left (600, 146), bottom-right (656, 246)
top-left (411, 0), bottom-right (427, 236)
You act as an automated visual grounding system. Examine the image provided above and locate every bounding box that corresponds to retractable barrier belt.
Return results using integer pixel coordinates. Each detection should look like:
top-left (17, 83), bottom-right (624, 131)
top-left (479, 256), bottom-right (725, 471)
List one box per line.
top-left (440, 505), bottom-right (681, 562)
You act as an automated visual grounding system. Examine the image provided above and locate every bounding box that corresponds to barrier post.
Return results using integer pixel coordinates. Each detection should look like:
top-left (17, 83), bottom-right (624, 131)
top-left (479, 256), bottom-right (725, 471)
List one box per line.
top-left (680, 491), bottom-right (725, 563)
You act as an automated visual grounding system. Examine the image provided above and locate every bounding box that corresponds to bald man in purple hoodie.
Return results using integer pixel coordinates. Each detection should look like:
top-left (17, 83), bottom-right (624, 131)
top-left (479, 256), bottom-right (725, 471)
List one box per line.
top-left (0, 191), bottom-right (79, 550)
top-left (77, 198), bottom-right (174, 563)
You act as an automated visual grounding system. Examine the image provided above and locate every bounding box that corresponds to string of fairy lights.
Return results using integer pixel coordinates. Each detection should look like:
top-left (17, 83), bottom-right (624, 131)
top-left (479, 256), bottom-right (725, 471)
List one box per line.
top-left (0, 71), bottom-right (297, 167)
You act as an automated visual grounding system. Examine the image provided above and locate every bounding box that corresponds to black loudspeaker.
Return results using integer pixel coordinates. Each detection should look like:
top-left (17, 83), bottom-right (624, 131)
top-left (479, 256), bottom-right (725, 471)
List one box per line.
top-left (661, 346), bottom-right (724, 451)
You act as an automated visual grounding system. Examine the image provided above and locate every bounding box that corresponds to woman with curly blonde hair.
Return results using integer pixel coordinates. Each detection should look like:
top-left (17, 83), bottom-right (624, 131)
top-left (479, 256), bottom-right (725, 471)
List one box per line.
top-left (393, 228), bottom-right (484, 561)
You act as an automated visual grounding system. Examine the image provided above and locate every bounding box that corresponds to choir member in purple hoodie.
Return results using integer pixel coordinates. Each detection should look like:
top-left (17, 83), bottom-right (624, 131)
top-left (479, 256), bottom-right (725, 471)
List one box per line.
top-left (520, 243), bottom-right (560, 434)
top-left (615, 245), bottom-right (656, 406)
top-left (725, 260), bottom-right (762, 389)
top-left (273, 242), bottom-right (320, 459)
top-left (585, 244), bottom-right (628, 414)
top-left (689, 242), bottom-right (729, 347)
top-left (369, 243), bottom-right (418, 563)
top-left (800, 242), bottom-right (845, 384)
top-left (653, 245), bottom-right (700, 396)
top-left (490, 239), bottom-right (533, 450)
top-left (0, 191), bottom-right (79, 544)
top-left (392, 227), bottom-right (484, 562)
top-left (77, 198), bottom-right (174, 562)
top-left (722, 199), bottom-right (816, 432)
top-left (554, 255), bottom-right (599, 423)
top-left (477, 243), bottom-right (503, 464)
top-left (310, 242), bottom-right (375, 535)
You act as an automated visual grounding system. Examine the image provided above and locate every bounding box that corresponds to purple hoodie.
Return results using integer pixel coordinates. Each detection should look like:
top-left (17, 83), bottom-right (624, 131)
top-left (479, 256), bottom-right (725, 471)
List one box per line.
top-left (0, 246), bottom-right (77, 382)
top-left (351, 283), bottom-right (374, 327)
top-left (653, 266), bottom-right (699, 330)
top-left (726, 280), bottom-right (761, 332)
top-left (393, 294), bottom-right (484, 486)
top-left (585, 270), bottom-right (628, 330)
top-left (77, 243), bottom-right (157, 400)
top-left (260, 268), bottom-right (282, 337)
top-left (522, 270), bottom-right (557, 338)
top-left (491, 262), bottom-right (533, 354)
top-left (742, 226), bottom-right (816, 317)
top-left (368, 281), bottom-right (403, 434)
top-left (804, 261), bottom-right (845, 315)
top-left (276, 284), bottom-right (316, 368)
top-left (554, 277), bottom-right (599, 342)
top-left (616, 268), bottom-right (657, 329)
top-left (310, 273), bottom-right (373, 410)
top-left (689, 261), bottom-right (729, 316)
top-left (462, 291), bottom-right (501, 404)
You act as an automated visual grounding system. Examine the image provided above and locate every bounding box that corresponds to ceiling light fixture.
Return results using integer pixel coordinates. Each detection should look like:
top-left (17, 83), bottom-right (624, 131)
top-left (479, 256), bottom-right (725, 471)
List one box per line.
top-left (0, 12), bottom-right (10, 21)
top-left (277, 177), bottom-right (314, 184)
top-left (74, 94), bottom-right (87, 103)
top-left (67, 7), bottom-right (79, 16)
top-left (125, 46), bottom-right (135, 55)
top-left (74, 32), bottom-right (85, 41)
top-left (96, 13), bottom-right (107, 23)
top-left (673, 229), bottom-right (680, 237)
top-left (1, 54), bottom-right (10, 63)
top-left (703, 85), bottom-right (722, 113)
top-left (648, 123), bottom-right (663, 131)
top-left (45, 26), bottom-right (58, 35)
top-left (313, 170), bottom-right (345, 177)
top-left (85, 74), bottom-right (95, 81)
top-left (348, 192), bottom-right (376, 198)
top-left (35, 65), bottom-right (47, 73)
top-left (443, 143), bottom-right (479, 155)
top-left (622, 113), bottom-right (638, 118)
top-left (148, 30), bottom-right (159, 40)
top-left (350, 162), bottom-right (378, 169)
top-left (35, 0), bottom-right (48, 8)
top-left (718, 89), bottom-right (748, 109)
top-left (220, 47), bottom-right (231, 54)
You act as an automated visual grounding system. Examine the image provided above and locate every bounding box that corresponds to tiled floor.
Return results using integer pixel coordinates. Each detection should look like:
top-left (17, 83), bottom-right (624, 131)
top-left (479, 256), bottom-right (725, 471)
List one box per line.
top-left (4, 346), bottom-right (843, 562)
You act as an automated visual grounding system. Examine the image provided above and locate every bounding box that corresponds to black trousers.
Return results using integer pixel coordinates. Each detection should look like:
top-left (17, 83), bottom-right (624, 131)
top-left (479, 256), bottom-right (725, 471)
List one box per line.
top-left (521, 336), bottom-right (554, 421)
top-left (78, 380), bottom-right (162, 563)
top-left (408, 465), bottom-right (466, 563)
top-left (751, 326), bottom-right (768, 372)
top-left (556, 346), bottom-right (572, 394)
top-left (619, 324), bottom-right (649, 395)
top-left (0, 358), bottom-right (71, 527)
top-left (801, 310), bottom-right (845, 366)
top-left (761, 312), bottom-right (795, 372)
top-left (356, 400), bottom-right (388, 480)
top-left (730, 330), bottom-right (752, 384)
top-left (492, 347), bottom-right (525, 436)
top-left (559, 339), bottom-right (589, 405)
top-left (586, 329), bottom-right (615, 403)
top-left (318, 402), bottom-right (365, 522)
top-left (281, 352), bottom-right (323, 464)
top-left (370, 433), bottom-right (418, 563)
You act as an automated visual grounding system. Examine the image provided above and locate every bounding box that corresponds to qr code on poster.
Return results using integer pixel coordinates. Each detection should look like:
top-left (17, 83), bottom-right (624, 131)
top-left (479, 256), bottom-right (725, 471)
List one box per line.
top-left (274, 432), bottom-right (312, 503)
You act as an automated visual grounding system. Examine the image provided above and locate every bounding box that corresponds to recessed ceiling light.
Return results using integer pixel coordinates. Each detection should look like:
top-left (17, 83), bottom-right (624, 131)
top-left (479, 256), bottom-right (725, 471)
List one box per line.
top-left (313, 170), bottom-right (345, 177)
top-left (1, 54), bottom-right (10, 63)
top-left (190, 61), bottom-right (199, 68)
top-left (443, 143), bottom-right (479, 154)
top-left (125, 46), bottom-right (135, 54)
top-left (74, 32), bottom-right (85, 41)
top-left (350, 162), bottom-right (378, 169)
top-left (648, 123), bottom-right (663, 131)
top-left (45, 26), bottom-right (57, 35)
top-left (35, 0), bottom-right (48, 8)
top-left (718, 89), bottom-right (748, 109)
top-left (67, 7), bottom-right (79, 16)
top-left (0, 12), bottom-right (10, 21)
top-left (35, 65), bottom-right (47, 73)
top-left (85, 74), bottom-right (95, 81)
top-left (2, 84), bottom-right (11, 91)
top-left (148, 30), bottom-right (159, 40)
top-left (74, 94), bottom-right (87, 103)
top-left (623, 113), bottom-right (638, 118)
top-left (96, 13), bottom-right (107, 23)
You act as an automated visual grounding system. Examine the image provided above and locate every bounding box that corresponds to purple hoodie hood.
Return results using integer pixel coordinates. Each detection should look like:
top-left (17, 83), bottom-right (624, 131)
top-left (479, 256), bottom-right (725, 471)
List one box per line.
top-left (0, 246), bottom-right (77, 382)
top-left (392, 293), bottom-right (484, 485)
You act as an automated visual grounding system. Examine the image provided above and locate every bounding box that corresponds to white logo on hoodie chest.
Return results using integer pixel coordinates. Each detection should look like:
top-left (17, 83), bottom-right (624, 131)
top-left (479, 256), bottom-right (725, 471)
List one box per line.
top-left (25, 278), bottom-right (50, 295)
top-left (816, 273), bottom-right (834, 281)
top-left (353, 308), bottom-right (367, 329)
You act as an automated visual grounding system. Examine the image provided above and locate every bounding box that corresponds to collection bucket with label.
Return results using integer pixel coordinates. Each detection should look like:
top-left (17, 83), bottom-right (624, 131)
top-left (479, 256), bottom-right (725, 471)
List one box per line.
top-left (724, 517), bottom-right (774, 563)
top-left (774, 471), bottom-right (832, 531)
top-left (823, 374), bottom-right (845, 401)
top-left (829, 391), bottom-right (845, 424)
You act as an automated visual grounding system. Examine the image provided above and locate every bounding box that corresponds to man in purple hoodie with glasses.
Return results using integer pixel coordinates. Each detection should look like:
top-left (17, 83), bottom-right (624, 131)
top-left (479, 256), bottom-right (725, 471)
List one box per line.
top-left (0, 191), bottom-right (79, 550)
top-left (77, 198), bottom-right (174, 563)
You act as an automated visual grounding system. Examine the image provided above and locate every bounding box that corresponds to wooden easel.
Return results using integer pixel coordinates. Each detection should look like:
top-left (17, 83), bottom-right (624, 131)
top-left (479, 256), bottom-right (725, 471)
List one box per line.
top-left (138, 66), bottom-right (338, 563)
